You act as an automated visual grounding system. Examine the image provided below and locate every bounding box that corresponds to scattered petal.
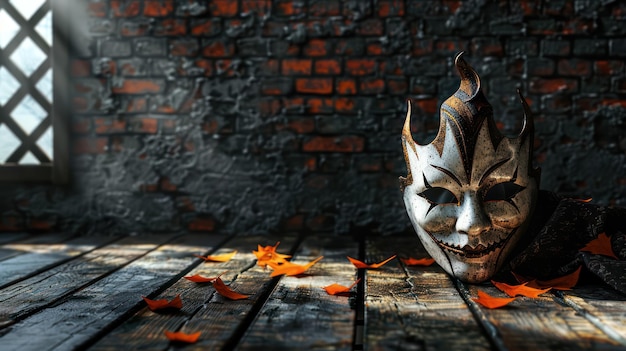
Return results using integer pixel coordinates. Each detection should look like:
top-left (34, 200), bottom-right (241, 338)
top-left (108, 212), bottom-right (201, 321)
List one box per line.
top-left (472, 290), bottom-right (516, 309)
top-left (526, 266), bottom-right (582, 291)
top-left (164, 330), bottom-right (201, 343)
top-left (269, 256), bottom-right (324, 277)
top-left (142, 295), bottom-right (183, 311)
top-left (579, 232), bottom-right (619, 259)
top-left (491, 280), bottom-right (551, 298)
top-left (347, 255), bottom-right (397, 269)
top-left (195, 250), bottom-right (237, 262)
top-left (213, 277), bottom-right (250, 300)
top-left (253, 242), bottom-right (291, 267)
top-left (400, 257), bottom-right (435, 266)
top-left (323, 279), bottom-right (361, 296)
top-left (185, 274), bottom-right (218, 283)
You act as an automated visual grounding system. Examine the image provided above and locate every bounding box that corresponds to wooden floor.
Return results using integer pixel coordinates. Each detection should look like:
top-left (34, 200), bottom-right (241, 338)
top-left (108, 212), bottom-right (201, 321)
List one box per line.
top-left (0, 232), bottom-right (625, 351)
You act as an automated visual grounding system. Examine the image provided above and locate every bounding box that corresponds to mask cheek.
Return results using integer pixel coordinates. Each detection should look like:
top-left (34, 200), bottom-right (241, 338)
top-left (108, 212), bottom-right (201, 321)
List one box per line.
top-left (418, 205), bottom-right (457, 235)
top-left (484, 190), bottom-right (534, 229)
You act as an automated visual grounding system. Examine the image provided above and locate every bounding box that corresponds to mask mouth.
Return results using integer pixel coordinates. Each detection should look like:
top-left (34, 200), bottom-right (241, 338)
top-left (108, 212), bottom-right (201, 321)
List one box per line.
top-left (425, 229), bottom-right (516, 259)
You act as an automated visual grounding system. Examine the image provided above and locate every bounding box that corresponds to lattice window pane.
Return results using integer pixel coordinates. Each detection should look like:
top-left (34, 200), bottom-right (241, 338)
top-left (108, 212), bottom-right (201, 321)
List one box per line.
top-left (10, 37), bottom-right (47, 77)
top-left (10, 0), bottom-right (45, 20)
top-left (35, 10), bottom-right (52, 45)
top-left (0, 124), bottom-right (21, 162)
top-left (0, 67), bottom-right (19, 105)
top-left (0, 9), bottom-right (19, 48)
top-left (36, 69), bottom-right (53, 103)
top-left (12, 95), bottom-right (47, 135)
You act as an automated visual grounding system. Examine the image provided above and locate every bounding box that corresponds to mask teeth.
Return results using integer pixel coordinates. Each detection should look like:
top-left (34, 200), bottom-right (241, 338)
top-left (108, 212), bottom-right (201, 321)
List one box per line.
top-left (427, 230), bottom-right (513, 259)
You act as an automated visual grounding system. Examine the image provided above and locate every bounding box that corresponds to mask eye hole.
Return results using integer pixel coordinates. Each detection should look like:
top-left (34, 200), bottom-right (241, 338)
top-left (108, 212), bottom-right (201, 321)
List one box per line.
top-left (484, 182), bottom-right (525, 202)
top-left (419, 187), bottom-right (458, 205)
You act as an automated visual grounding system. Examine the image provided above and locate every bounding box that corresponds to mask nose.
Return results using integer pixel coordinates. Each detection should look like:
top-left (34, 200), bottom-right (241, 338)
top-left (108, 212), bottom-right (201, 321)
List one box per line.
top-left (455, 192), bottom-right (491, 237)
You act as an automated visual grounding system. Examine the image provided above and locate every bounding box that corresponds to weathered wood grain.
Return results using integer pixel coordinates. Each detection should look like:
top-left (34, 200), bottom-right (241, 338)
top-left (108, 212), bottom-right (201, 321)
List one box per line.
top-left (557, 286), bottom-right (626, 346)
top-left (0, 232), bottom-right (31, 246)
top-left (464, 283), bottom-right (625, 350)
top-left (365, 234), bottom-right (492, 351)
top-left (0, 232), bottom-right (78, 263)
top-left (0, 235), bottom-right (168, 328)
top-left (0, 234), bottom-right (119, 289)
top-left (237, 235), bottom-right (359, 351)
top-left (88, 234), bottom-right (297, 351)
top-left (0, 234), bottom-right (220, 351)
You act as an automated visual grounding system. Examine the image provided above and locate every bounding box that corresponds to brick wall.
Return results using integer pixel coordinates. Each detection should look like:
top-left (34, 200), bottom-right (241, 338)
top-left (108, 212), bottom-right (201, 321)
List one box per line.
top-left (1, 0), bottom-right (625, 235)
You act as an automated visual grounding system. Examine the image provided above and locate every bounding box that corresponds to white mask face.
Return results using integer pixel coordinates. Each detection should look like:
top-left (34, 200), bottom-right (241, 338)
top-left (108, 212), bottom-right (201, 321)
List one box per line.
top-left (400, 53), bottom-right (540, 283)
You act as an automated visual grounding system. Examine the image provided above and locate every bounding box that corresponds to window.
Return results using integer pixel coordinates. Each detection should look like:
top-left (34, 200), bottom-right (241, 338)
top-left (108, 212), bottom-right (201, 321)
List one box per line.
top-left (0, 0), bottom-right (68, 183)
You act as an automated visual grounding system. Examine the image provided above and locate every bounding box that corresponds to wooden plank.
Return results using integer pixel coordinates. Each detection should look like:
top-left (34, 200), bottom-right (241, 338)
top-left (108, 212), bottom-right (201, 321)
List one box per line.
top-left (365, 233), bottom-right (492, 351)
top-left (0, 234), bottom-right (223, 350)
top-left (557, 287), bottom-right (626, 346)
top-left (0, 235), bottom-right (166, 328)
top-left (463, 283), bottom-right (625, 350)
top-left (0, 233), bottom-right (114, 288)
top-left (0, 232), bottom-right (31, 246)
top-left (88, 234), bottom-right (297, 351)
top-left (0, 232), bottom-right (77, 262)
top-left (237, 235), bottom-right (359, 351)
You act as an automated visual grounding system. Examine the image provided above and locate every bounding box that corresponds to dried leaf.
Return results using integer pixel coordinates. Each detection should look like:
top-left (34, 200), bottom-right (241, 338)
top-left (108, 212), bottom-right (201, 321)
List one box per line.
top-left (491, 280), bottom-right (551, 298)
top-left (253, 242), bottom-right (291, 267)
top-left (213, 277), bottom-right (249, 300)
top-left (164, 330), bottom-right (201, 343)
top-left (185, 274), bottom-right (218, 283)
top-left (400, 257), bottom-right (435, 266)
top-left (575, 197), bottom-right (593, 203)
top-left (195, 250), bottom-right (237, 262)
top-left (580, 232), bottom-right (618, 259)
top-left (472, 290), bottom-right (515, 309)
top-left (347, 255), bottom-right (397, 269)
top-left (269, 256), bottom-right (324, 277)
top-left (142, 295), bottom-right (183, 311)
top-left (323, 278), bottom-right (361, 296)
top-left (526, 266), bottom-right (582, 291)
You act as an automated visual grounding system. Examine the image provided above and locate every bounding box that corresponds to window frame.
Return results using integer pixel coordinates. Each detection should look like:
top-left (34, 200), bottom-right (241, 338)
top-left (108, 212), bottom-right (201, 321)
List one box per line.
top-left (0, 0), bottom-right (69, 184)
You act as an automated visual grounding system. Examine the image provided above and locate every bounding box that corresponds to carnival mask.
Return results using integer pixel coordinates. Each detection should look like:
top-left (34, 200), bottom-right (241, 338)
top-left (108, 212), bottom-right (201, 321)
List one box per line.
top-left (400, 53), bottom-right (540, 283)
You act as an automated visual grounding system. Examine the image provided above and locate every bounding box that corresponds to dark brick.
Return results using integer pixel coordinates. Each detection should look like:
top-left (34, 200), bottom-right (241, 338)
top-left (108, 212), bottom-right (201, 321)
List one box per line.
top-left (308, 0), bottom-right (340, 17)
top-left (169, 38), bottom-right (199, 56)
top-left (609, 38), bottom-right (626, 57)
top-left (557, 58), bottom-right (592, 77)
top-left (202, 38), bottom-right (236, 57)
top-left (505, 38), bottom-right (538, 57)
top-left (573, 39), bottom-right (608, 57)
top-left (581, 76), bottom-right (611, 94)
top-left (356, 19), bottom-right (384, 36)
top-left (154, 19), bottom-right (187, 36)
top-left (359, 78), bottom-right (385, 95)
top-left (190, 18), bottom-right (222, 36)
top-left (594, 60), bottom-right (624, 76)
top-left (526, 57), bottom-right (555, 76)
top-left (529, 78), bottom-right (578, 94)
top-left (100, 40), bottom-right (132, 57)
top-left (527, 18), bottom-right (557, 35)
top-left (315, 115), bottom-right (353, 134)
top-left (134, 38), bottom-right (167, 56)
top-left (302, 135), bottom-right (364, 152)
top-left (541, 39), bottom-right (570, 56)
top-left (541, 94), bottom-right (571, 114)
top-left (335, 38), bottom-right (365, 56)
top-left (387, 78), bottom-right (408, 95)
top-left (410, 77), bottom-right (437, 95)
top-left (261, 78), bottom-right (293, 95)
top-left (237, 38), bottom-right (270, 56)
top-left (471, 37), bottom-right (504, 57)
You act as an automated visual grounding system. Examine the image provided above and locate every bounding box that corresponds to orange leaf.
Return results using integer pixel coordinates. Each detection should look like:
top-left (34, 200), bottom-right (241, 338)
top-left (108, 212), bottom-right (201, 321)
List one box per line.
top-left (323, 278), bottom-right (361, 296)
top-left (579, 232), bottom-right (618, 259)
top-left (347, 255), bottom-right (397, 269)
top-left (472, 290), bottom-right (516, 309)
top-left (575, 197), bottom-right (593, 203)
top-left (195, 250), bottom-right (237, 262)
top-left (269, 256), bottom-right (324, 277)
top-left (142, 295), bottom-right (183, 311)
top-left (526, 266), bottom-right (582, 291)
top-left (164, 330), bottom-right (201, 343)
top-left (185, 274), bottom-right (218, 283)
top-left (491, 280), bottom-right (551, 298)
top-left (253, 242), bottom-right (291, 267)
top-left (400, 257), bottom-right (435, 266)
top-left (213, 277), bottom-right (249, 300)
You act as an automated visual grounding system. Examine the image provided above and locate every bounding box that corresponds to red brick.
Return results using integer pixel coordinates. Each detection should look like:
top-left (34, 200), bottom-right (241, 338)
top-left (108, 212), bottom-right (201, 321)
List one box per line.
top-left (73, 137), bottom-right (108, 154)
top-left (307, 98), bottom-right (334, 114)
top-left (335, 97), bottom-right (356, 114)
top-left (336, 78), bottom-right (357, 95)
top-left (112, 79), bottom-right (163, 94)
top-left (275, 0), bottom-right (304, 16)
top-left (258, 98), bottom-right (281, 117)
top-left (309, 0), bottom-right (340, 16)
top-left (202, 39), bottom-right (235, 57)
top-left (303, 39), bottom-right (330, 57)
top-left (303, 136), bottom-right (365, 152)
top-left (155, 19), bottom-right (187, 36)
top-left (387, 78), bottom-right (408, 95)
top-left (94, 117), bottom-right (126, 134)
top-left (356, 19), bottom-right (383, 36)
top-left (378, 0), bottom-right (405, 17)
top-left (367, 42), bottom-right (383, 55)
top-left (435, 40), bottom-right (468, 55)
top-left (72, 119), bottom-right (91, 134)
top-left (278, 118), bottom-right (315, 134)
top-left (412, 39), bottom-right (434, 56)
top-left (170, 38), bottom-right (199, 56)
top-left (529, 78), bottom-right (578, 94)
top-left (345, 59), bottom-right (377, 76)
top-left (188, 216), bottom-right (215, 231)
top-left (73, 97), bottom-right (88, 112)
top-left (159, 177), bottom-right (177, 192)
top-left (359, 78), bottom-right (385, 95)
top-left (442, 0), bottom-right (462, 13)
top-left (124, 97), bottom-right (148, 112)
top-left (143, 0), bottom-right (174, 16)
top-left (111, 0), bottom-right (140, 17)
top-left (594, 60), bottom-right (623, 76)
top-left (71, 60), bottom-right (91, 77)
top-left (191, 18), bottom-right (221, 36)
top-left (315, 59), bottom-right (341, 75)
top-left (87, 2), bottom-right (106, 17)
top-left (210, 0), bottom-right (238, 16)
top-left (296, 78), bottom-right (333, 94)
top-left (241, 0), bottom-right (271, 16)
top-left (282, 214), bottom-right (304, 231)
top-left (557, 59), bottom-right (591, 77)
top-left (194, 59), bottom-right (214, 76)
top-left (282, 59), bottom-right (312, 75)
top-left (415, 98), bottom-right (439, 115)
